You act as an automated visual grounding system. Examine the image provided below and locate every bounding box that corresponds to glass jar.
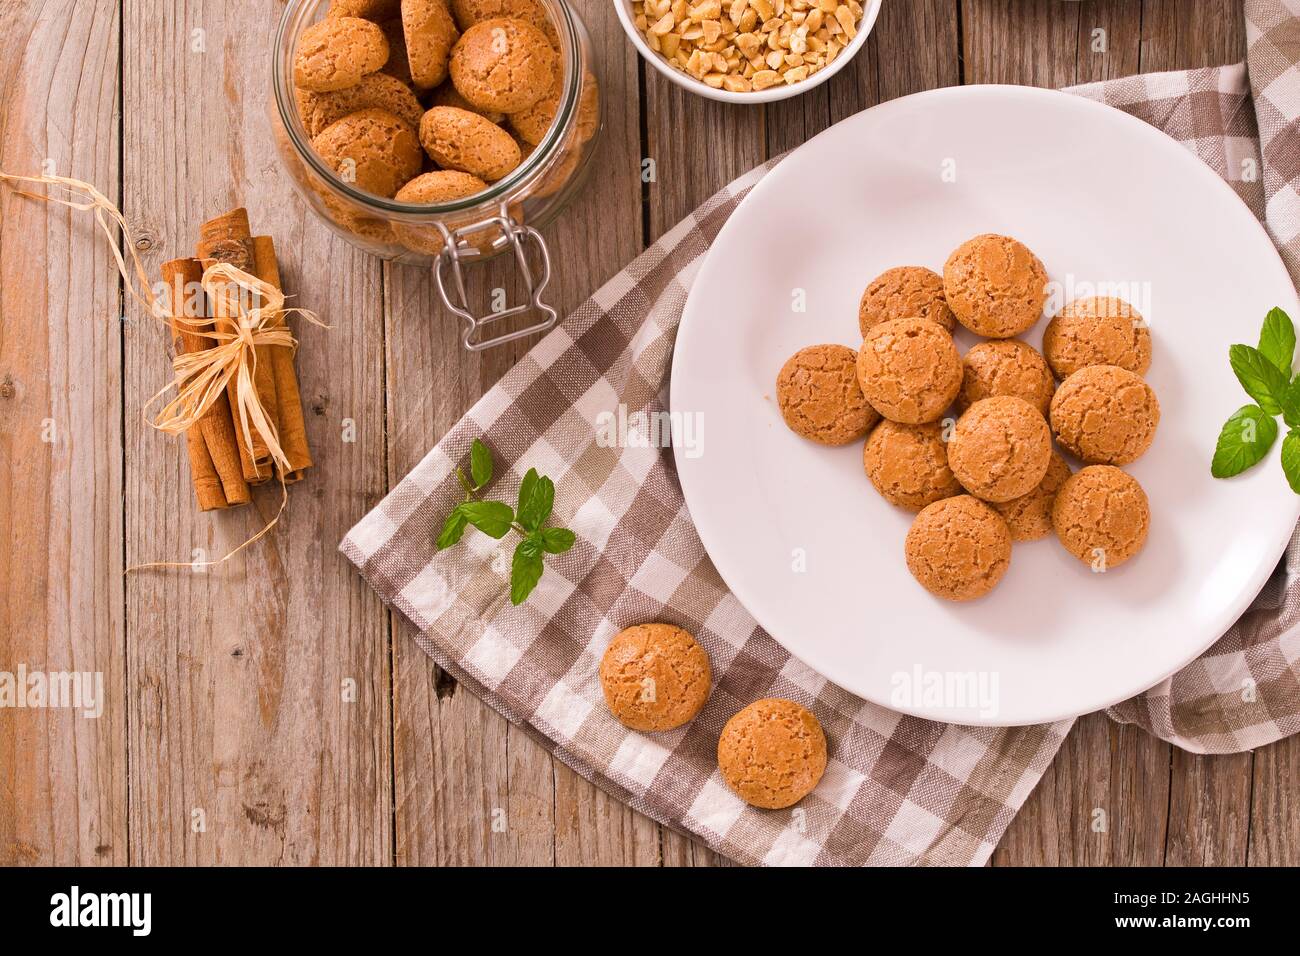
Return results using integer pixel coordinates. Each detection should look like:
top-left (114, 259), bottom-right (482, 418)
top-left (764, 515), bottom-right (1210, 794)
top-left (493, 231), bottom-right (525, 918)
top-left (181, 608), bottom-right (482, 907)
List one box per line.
top-left (270, 0), bottom-right (601, 349)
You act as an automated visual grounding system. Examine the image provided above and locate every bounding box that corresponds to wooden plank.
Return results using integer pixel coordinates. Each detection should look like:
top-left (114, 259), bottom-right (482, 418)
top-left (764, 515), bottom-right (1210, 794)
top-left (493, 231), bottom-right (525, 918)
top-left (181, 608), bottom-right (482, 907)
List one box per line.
top-left (995, 715), bottom-right (1170, 865)
top-left (385, 0), bottom-right (650, 865)
top-left (961, 0), bottom-right (1083, 89)
top-left (120, 0), bottom-right (391, 865)
top-left (0, 0), bottom-right (126, 867)
top-left (1248, 736), bottom-right (1300, 865)
top-left (1164, 747), bottom-right (1251, 865)
top-left (1139, 0), bottom-right (1248, 73)
top-left (1075, 0), bottom-right (1142, 82)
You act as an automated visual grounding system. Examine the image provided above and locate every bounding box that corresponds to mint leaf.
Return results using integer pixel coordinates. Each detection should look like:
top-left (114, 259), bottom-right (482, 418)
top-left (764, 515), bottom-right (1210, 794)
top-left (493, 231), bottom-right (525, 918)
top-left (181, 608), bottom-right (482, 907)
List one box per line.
top-left (1229, 344), bottom-right (1289, 415)
top-left (470, 438), bottom-right (493, 488)
top-left (436, 504), bottom-right (469, 550)
top-left (517, 468), bottom-right (538, 517)
top-left (540, 527), bottom-right (576, 554)
top-left (510, 536), bottom-right (545, 605)
top-left (1282, 431), bottom-right (1300, 494)
top-left (459, 500), bottom-right (514, 538)
top-left (1211, 405), bottom-right (1278, 478)
top-left (1259, 307), bottom-right (1296, 376)
top-left (517, 471), bottom-right (555, 532)
top-left (1282, 377), bottom-right (1300, 429)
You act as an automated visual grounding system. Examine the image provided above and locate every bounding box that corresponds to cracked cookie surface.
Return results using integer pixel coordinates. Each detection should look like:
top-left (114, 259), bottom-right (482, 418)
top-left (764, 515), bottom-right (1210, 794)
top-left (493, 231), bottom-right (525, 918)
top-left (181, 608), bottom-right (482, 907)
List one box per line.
top-left (856, 317), bottom-right (962, 424)
top-left (863, 419), bottom-right (961, 511)
top-left (1043, 295), bottom-right (1152, 379)
top-left (1052, 465), bottom-right (1149, 568)
top-left (943, 233), bottom-right (1048, 338)
top-left (857, 265), bottom-right (956, 336)
top-left (311, 107), bottom-right (423, 197)
top-left (958, 338), bottom-right (1055, 416)
top-left (600, 623), bottom-right (712, 732)
top-left (420, 105), bottom-right (521, 181)
top-left (717, 699), bottom-right (827, 809)
top-left (403, 0), bottom-right (459, 89)
top-left (993, 449), bottom-right (1071, 541)
top-left (450, 17), bottom-right (556, 113)
top-left (1049, 364), bottom-right (1159, 465)
top-left (947, 395), bottom-right (1052, 503)
top-left (294, 16), bottom-right (390, 92)
top-left (777, 344), bottom-right (878, 445)
top-left (905, 495), bottom-right (1012, 601)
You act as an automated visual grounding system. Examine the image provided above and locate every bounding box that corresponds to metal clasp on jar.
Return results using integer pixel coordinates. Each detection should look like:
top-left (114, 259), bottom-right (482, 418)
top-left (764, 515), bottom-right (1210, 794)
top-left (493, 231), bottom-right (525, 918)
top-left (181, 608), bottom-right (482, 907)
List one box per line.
top-left (432, 207), bottom-right (558, 351)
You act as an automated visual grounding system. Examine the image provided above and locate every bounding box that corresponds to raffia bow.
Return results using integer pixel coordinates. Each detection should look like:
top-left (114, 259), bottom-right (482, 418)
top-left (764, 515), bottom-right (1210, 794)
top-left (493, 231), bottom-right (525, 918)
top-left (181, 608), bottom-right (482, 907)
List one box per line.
top-left (0, 170), bottom-right (325, 568)
top-left (146, 262), bottom-right (322, 477)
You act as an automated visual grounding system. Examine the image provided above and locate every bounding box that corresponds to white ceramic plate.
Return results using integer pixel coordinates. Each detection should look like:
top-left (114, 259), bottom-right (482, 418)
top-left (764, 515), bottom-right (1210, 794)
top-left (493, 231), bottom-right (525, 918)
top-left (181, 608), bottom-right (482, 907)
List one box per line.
top-left (671, 85), bottom-right (1300, 726)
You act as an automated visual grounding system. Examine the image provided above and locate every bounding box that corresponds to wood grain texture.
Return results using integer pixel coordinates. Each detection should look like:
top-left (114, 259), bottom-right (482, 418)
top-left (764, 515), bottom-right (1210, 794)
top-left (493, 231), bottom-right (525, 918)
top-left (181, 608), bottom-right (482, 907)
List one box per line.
top-left (0, 0), bottom-right (126, 867)
top-left (3, 0), bottom-right (1295, 869)
top-left (120, 0), bottom-right (391, 865)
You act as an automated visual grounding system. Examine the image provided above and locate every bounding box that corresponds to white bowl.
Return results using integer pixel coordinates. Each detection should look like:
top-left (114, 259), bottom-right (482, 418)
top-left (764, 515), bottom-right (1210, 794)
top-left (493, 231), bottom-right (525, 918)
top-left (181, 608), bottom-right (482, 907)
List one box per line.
top-left (614, 0), bottom-right (880, 104)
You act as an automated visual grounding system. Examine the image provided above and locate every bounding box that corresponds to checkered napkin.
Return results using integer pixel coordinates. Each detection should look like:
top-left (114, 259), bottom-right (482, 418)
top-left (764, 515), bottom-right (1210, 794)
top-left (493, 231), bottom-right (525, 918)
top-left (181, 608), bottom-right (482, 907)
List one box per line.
top-left (342, 5), bottom-right (1300, 865)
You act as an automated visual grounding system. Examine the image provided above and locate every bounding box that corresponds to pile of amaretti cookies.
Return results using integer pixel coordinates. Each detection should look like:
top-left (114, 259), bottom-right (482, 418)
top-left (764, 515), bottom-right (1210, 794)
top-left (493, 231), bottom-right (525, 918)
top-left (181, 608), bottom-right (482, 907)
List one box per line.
top-left (776, 233), bottom-right (1160, 601)
top-left (291, 0), bottom-right (595, 247)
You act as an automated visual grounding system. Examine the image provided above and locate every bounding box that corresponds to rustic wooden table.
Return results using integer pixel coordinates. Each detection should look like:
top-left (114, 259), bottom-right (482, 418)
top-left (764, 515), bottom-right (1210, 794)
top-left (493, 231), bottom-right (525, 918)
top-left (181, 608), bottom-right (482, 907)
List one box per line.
top-left (2, 0), bottom-right (1295, 866)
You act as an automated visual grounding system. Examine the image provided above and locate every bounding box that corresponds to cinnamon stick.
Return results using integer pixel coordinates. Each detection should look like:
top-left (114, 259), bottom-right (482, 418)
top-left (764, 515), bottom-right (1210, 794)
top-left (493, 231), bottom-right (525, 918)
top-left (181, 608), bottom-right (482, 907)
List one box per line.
top-left (161, 257), bottom-right (251, 511)
top-left (252, 235), bottom-right (314, 483)
top-left (196, 208), bottom-right (280, 484)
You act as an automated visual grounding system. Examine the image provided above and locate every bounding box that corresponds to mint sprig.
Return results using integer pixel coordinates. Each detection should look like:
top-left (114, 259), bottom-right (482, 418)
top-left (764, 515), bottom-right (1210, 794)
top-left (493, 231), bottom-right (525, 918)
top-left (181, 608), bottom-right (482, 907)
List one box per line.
top-left (436, 439), bottom-right (577, 604)
top-left (1213, 307), bottom-right (1300, 493)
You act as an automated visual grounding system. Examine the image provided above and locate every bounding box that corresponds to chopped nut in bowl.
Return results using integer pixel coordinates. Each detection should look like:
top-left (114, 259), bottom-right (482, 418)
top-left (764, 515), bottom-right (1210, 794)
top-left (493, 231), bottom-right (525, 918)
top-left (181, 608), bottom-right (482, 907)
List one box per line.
top-left (615, 0), bottom-right (879, 102)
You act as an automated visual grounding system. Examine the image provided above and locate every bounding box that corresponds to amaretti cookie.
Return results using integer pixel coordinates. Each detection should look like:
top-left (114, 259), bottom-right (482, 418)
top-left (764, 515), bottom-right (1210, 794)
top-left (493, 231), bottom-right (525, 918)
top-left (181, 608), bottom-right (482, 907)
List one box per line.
top-left (419, 106), bottom-right (521, 181)
top-left (943, 233), bottom-right (1049, 338)
top-left (392, 170), bottom-right (489, 253)
top-left (857, 266), bottom-right (956, 336)
top-left (451, 0), bottom-right (558, 44)
top-left (863, 420), bottom-right (961, 512)
top-left (776, 344), bottom-right (878, 446)
top-left (311, 108), bottom-right (423, 197)
top-left (904, 495), bottom-right (1012, 601)
top-left (508, 57), bottom-right (561, 146)
top-left (947, 396), bottom-right (1052, 503)
top-left (992, 450), bottom-right (1071, 542)
top-left (856, 317), bottom-right (963, 425)
top-left (294, 16), bottom-right (390, 92)
top-left (717, 699), bottom-right (827, 810)
top-left (403, 0), bottom-right (460, 90)
top-left (328, 0), bottom-right (401, 18)
top-left (450, 18), bottom-right (556, 113)
top-left (958, 339), bottom-right (1055, 416)
top-left (1052, 465), bottom-right (1150, 569)
top-left (296, 72), bottom-right (424, 137)
top-left (599, 623), bottom-right (711, 732)
top-left (1049, 365), bottom-right (1160, 465)
top-left (1042, 296), bottom-right (1152, 379)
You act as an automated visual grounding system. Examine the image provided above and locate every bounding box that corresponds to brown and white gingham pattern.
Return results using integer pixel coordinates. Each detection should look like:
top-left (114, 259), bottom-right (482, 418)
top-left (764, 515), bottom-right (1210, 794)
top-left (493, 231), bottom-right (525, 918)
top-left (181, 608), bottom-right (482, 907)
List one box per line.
top-left (343, 8), bottom-right (1300, 864)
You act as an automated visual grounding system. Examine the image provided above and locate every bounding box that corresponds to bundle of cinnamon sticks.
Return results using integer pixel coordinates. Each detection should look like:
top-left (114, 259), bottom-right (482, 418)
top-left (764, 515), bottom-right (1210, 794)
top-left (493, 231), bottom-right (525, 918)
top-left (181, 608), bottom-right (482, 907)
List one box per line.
top-left (161, 208), bottom-right (313, 510)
